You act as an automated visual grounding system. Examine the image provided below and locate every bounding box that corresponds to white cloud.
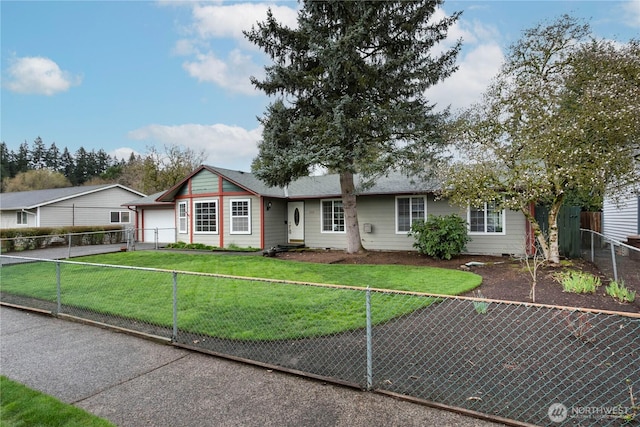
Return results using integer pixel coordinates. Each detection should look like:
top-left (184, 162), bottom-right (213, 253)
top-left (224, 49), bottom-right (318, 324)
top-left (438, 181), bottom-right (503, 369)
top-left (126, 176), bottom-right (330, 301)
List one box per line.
top-left (182, 49), bottom-right (263, 95)
top-left (127, 123), bottom-right (261, 171)
top-left (191, 3), bottom-right (298, 42)
top-left (5, 56), bottom-right (81, 96)
top-left (427, 42), bottom-right (504, 112)
top-left (172, 2), bottom-right (298, 94)
top-left (622, 0), bottom-right (640, 28)
top-left (426, 9), bottom-right (504, 112)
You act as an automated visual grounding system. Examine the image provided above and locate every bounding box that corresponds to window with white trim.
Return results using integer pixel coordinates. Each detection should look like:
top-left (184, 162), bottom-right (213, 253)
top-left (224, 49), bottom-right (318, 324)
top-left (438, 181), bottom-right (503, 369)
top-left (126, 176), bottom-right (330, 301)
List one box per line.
top-left (17, 211), bottom-right (28, 225)
top-left (396, 196), bottom-right (426, 233)
top-left (178, 202), bottom-right (188, 233)
top-left (230, 199), bottom-right (251, 234)
top-left (469, 201), bottom-right (504, 234)
top-left (194, 200), bottom-right (218, 233)
top-left (321, 199), bottom-right (344, 232)
top-left (110, 211), bottom-right (130, 224)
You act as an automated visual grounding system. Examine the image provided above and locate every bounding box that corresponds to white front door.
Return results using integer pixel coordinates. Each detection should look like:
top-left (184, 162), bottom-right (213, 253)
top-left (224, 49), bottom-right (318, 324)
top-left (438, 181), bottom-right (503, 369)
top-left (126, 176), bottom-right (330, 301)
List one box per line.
top-left (287, 202), bottom-right (304, 243)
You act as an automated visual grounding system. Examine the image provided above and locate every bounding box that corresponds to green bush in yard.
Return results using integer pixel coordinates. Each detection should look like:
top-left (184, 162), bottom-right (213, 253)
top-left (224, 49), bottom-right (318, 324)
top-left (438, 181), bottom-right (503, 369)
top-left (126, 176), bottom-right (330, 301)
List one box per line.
top-left (409, 214), bottom-right (470, 260)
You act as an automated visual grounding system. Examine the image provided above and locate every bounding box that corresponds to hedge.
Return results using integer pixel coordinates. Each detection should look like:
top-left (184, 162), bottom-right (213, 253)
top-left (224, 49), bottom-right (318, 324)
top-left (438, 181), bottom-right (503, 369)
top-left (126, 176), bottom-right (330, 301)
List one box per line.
top-left (0, 226), bottom-right (126, 253)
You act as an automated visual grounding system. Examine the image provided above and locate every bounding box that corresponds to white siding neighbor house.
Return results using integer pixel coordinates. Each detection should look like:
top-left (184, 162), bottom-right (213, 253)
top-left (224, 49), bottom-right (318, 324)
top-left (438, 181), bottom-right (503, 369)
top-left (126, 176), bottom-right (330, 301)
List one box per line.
top-left (0, 184), bottom-right (145, 229)
top-left (128, 165), bottom-right (532, 256)
top-left (603, 190), bottom-right (640, 243)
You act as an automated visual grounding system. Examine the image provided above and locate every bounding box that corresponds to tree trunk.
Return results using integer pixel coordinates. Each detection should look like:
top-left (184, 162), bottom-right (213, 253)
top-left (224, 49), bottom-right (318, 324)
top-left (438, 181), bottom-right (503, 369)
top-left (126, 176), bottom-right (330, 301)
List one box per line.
top-left (521, 207), bottom-right (551, 262)
top-left (547, 200), bottom-right (562, 264)
top-left (340, 171), bottom-right (364, 254)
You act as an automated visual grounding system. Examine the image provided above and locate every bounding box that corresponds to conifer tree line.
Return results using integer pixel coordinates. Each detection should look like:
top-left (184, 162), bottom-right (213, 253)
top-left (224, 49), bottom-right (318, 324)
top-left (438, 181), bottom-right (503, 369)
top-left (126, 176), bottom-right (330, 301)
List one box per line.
top-left (0, 137), bottom-right (205, 195)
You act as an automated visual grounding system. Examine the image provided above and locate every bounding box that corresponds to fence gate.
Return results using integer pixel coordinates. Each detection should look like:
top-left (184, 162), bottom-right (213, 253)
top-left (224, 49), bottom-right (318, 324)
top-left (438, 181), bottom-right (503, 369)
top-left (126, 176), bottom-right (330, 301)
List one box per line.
top-left (535, 205), bottom-right (581, 258)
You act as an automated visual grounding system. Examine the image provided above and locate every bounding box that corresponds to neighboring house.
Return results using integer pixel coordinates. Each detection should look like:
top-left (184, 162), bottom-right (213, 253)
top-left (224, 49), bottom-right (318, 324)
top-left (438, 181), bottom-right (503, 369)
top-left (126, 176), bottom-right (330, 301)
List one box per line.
top-left (129, 165), bottom-right (529, 256)
top-left (123, 191), bottom-right (176, 244)
top-left (602, 190), bottom-right (640, 243)
top-left (0, 184), bottom-right (145, 229)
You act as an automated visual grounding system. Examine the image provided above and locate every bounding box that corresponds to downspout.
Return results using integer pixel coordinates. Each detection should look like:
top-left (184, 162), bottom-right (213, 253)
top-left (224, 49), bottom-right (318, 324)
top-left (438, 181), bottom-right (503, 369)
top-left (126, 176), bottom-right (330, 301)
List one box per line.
top-left (125, 206), bottom-right (139, 241)
top-left (218, 175), bottom-right (224, 248)
top-left (259, 197), bottom-right (265, 249)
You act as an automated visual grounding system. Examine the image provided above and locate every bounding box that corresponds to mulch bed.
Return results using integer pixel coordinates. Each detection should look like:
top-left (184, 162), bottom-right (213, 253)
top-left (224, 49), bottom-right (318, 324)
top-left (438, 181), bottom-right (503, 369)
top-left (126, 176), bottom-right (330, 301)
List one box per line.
top-left (276, 249), bottom-right (640, 314)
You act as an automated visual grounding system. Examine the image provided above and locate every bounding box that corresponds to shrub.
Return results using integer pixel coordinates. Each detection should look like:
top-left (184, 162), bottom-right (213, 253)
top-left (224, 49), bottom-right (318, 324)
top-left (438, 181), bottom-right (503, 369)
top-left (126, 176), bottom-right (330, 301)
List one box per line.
top-left (409, 214), bottom-right (470, 260)
top-left (554, 271), bottom-right (602, 294)
top-left (0, 226), bottom-right (124, 252)
top-left (605, 280), bottom-right (636, 303)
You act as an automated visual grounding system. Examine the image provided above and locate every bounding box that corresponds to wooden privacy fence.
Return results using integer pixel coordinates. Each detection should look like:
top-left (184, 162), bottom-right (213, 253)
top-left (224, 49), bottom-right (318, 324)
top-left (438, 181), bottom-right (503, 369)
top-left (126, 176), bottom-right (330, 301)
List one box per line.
top-left (580, 211), bottom-right (602, 233)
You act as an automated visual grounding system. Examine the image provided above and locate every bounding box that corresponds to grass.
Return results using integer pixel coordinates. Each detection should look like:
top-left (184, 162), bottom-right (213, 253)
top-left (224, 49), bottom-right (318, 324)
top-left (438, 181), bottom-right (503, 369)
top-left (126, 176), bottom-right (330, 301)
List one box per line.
top-left (0, 376), bottom-right (115, 427)
top-left (0, 252), bottom-right (481, 340)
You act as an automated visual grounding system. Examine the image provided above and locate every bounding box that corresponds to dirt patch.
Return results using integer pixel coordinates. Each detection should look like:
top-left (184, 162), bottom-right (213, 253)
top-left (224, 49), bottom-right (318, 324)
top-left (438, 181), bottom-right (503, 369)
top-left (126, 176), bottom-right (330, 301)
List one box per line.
top-left (276, 250), bottom-right (640, 314)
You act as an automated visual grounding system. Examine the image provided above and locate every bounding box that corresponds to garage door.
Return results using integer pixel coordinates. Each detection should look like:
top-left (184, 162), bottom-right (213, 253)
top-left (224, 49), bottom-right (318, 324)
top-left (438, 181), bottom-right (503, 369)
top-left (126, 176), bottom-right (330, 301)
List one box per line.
top-left (143, 209), bottom-right (176, 243)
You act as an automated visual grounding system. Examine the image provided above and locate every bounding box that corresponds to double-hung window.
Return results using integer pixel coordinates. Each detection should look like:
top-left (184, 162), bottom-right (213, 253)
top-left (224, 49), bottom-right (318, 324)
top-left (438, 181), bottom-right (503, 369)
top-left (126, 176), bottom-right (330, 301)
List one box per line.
top-left (110, 211), bottom-right (130, 224)
top-left (396, 196), bottom-right (426, 233)
top-left (230, 199), bottom-right (251, 234)
top-left (16, 211), bottom-right (28, 225)
top-left (469, 201), bottom-right (504, 234)
top-left (321, 199), bottom-right (344, 232)
top-left (178, 202), bottom-right (188, 233)
top-left (194, 200), bottom-right (218, 233)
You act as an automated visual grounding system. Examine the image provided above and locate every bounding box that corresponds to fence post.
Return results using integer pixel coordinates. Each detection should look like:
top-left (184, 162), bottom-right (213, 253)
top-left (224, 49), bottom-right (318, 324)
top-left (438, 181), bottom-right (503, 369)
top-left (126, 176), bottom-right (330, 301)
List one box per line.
top-left (172, 271), bottom-right (178, 342)
top-left (67, 233), bottom-right (72, 259)
top-left (609, 242), bottom-right (618, 282)
top-left (56, 261), bottom-right (62, 314)
top-left (590, 232), bottom-right (594, 262)
top-left (155, 228), bottom-right (159, 250)
top-left (365, 287), bottom-right (373, 391)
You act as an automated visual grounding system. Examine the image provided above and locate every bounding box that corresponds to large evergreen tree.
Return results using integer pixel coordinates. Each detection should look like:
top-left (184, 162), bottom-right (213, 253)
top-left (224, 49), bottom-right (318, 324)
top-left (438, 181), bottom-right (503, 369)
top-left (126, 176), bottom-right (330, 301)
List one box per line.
top-left (45, 142), bottom-right (61, 172)
top-left (246, 0), bottom-right (460, 253)
top-left (15, 142), bottom-right (30, 174)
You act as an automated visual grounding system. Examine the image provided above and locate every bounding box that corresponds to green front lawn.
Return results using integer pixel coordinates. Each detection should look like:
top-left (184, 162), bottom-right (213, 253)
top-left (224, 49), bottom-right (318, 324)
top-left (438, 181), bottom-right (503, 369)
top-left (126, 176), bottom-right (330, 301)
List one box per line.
top-left (0, 376), bottom-right (115, 427)
top-left (1, 252), bottom-right (481, 340)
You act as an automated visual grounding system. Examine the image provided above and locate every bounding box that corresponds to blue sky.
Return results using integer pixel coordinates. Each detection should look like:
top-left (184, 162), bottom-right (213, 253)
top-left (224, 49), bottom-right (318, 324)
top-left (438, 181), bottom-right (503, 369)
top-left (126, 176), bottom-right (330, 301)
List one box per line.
top-left (2, 1), bottom-right (639, 172)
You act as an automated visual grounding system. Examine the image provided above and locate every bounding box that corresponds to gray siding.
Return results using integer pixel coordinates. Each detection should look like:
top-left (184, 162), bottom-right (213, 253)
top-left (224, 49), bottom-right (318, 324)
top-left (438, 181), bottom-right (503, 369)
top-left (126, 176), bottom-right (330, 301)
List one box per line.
top-left (1, 210), bottom-right (37, 228)
top-left (191, 170), bottom-right (219, 194)
top-left (304, 199), bottom-right (347, 249)
top-left (465, 209), bottom-right (527, 256)
top-left (301, 195), bottom-right (527, 255)
top-left (38, 187), bottom-right (139, 227)
top-left (262, 199), bottom-right (287, 249)
top-left (222, 196), bottom-right (261, 249)
top-left (603, 193), bottom-right (640, 242)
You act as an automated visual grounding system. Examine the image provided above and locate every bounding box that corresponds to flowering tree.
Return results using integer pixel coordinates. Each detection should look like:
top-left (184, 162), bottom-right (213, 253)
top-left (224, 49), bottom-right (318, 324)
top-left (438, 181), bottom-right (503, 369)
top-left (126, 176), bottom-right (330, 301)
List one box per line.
top-left (442, 15), bottom-right (640, 264)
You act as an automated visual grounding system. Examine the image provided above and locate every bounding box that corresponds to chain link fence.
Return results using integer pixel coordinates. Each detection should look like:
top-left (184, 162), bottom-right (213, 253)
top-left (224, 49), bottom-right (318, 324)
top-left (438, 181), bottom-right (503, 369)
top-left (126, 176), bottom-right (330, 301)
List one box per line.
top-left (1, 254), bottom-right (638, 426)
top-left (0, 228), bottom-right (174, 259)
top-left (581, 229), bottom-right (640, 289)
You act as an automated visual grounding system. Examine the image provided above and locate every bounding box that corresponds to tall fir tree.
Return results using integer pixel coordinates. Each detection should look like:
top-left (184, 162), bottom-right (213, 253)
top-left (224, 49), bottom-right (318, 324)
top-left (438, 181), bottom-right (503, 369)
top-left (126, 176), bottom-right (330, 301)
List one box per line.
top-left (246, 0), bottom-right (460, 253)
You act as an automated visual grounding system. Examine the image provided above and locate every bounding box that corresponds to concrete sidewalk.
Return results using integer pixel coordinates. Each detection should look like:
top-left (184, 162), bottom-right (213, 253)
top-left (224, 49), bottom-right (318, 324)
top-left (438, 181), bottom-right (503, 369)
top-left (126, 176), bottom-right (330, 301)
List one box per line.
top-left (0, 306), bottom-right (506, 427)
